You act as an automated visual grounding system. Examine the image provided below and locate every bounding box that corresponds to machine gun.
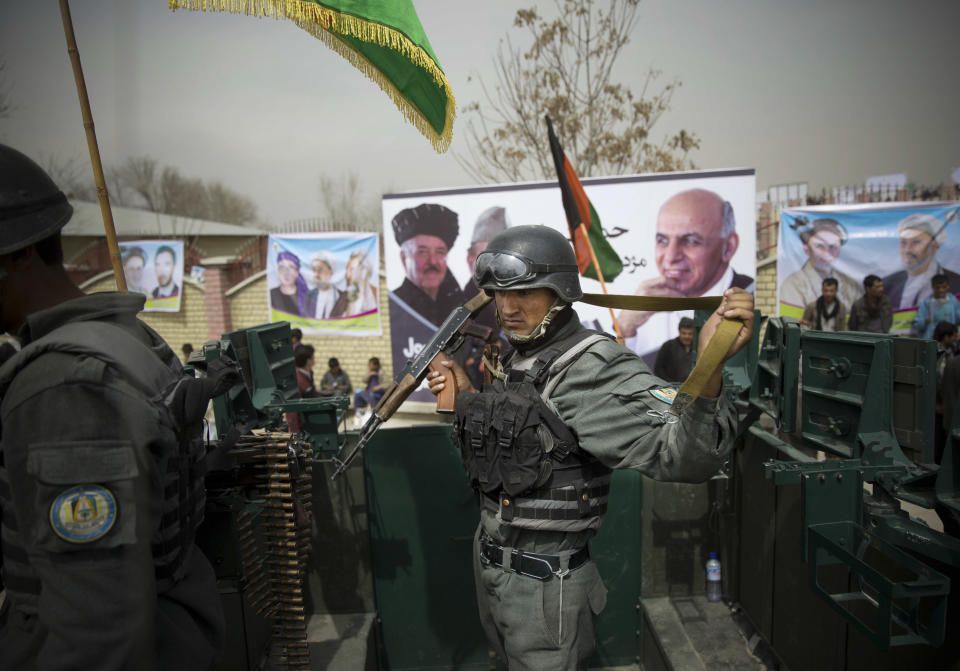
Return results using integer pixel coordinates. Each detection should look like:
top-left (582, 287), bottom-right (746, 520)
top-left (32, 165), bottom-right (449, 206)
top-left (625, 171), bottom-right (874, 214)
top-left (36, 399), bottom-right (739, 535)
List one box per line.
top-left (191, 321), bottom-right (349, 669)
top-left (747, 318), bottom-right (960, 651)
top-left (331, 292), bottom-right (494, 480)
top-left (200, 321), bottom-right (350, 455)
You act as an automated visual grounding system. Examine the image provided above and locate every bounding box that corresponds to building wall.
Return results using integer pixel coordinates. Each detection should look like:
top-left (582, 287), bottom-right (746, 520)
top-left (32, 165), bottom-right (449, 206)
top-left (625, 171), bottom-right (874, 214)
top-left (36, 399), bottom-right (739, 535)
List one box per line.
top-left (755, 262), bottom-right (777, 318)
top-left (227, 273), bottom-right (395, 394)
top-left (82, 274), bottom-right (212, 353)
top-left (81, 269), bottom-right (395, 395)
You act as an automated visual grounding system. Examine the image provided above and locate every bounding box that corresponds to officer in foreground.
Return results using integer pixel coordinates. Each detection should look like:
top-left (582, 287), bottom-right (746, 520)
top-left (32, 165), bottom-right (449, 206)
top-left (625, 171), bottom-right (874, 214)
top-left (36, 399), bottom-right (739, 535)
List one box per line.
top-left (427, 225), bottom-right (754, 670)
top-left (0, 145), bottom-right (224, 669)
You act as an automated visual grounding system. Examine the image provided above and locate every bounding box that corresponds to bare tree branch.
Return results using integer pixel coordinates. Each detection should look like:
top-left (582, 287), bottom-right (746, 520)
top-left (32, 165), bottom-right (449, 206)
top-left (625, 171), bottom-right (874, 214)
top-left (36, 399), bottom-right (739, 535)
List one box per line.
top-left (41, 153), bottom-right (97, 201)
top-left (457, 0), bottom-right (699, 183)
top-left (55, 154), bottom-right (263, 226)
top-left (318, 172), bottom-right (384, 232)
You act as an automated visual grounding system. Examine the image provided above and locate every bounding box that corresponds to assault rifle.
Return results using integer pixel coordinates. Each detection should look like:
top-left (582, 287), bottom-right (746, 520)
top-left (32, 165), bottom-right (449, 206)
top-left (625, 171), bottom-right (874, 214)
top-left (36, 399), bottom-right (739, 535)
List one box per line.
top-left (331, 292), bottom-right (494, 480)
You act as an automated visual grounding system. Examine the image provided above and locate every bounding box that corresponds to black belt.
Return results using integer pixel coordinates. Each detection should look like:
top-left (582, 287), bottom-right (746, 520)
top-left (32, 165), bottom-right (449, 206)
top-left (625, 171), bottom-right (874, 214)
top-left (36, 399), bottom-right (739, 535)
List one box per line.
top-left (478, 532), bottom-right (590, 581)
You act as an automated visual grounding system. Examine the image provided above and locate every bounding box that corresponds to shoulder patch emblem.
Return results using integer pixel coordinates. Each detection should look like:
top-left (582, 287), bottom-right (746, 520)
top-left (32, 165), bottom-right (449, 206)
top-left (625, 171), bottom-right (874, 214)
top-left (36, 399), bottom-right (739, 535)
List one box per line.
top-left (648, 387), bottom-right (677, 404)
top-left (49, 485), bottom-right (117, 543)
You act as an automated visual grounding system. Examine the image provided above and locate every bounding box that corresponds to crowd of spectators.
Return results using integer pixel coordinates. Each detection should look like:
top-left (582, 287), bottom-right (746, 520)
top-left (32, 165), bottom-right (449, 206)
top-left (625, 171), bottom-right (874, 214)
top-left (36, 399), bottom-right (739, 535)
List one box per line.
top-left (283, 328), bottom-right (388, 431)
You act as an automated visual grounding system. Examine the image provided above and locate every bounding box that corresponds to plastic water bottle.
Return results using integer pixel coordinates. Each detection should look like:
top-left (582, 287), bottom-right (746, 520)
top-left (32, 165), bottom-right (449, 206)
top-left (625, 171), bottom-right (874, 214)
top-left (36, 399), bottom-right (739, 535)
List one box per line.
top-left (706, 552), bottom-right (722, 602)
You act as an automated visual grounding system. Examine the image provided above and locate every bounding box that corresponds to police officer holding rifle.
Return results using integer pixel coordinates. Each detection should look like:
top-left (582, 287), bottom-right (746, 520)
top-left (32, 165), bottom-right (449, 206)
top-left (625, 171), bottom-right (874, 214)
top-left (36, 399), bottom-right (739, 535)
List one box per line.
top-left (426, 224), bottom-right (754, 670)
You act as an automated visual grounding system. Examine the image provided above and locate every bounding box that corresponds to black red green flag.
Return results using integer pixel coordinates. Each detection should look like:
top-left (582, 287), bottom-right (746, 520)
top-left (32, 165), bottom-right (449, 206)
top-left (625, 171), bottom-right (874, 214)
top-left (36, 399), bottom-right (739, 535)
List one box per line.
top-left (545, 116), bottom-right (622, 282)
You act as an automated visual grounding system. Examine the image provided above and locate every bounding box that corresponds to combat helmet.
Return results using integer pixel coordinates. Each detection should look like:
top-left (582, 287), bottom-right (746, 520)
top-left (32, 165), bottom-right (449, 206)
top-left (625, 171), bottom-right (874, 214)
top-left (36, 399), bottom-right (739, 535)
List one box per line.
top-left (0, 144), bottom-right (73, 255)
top-left (474, 225), bottom-right (582, 302)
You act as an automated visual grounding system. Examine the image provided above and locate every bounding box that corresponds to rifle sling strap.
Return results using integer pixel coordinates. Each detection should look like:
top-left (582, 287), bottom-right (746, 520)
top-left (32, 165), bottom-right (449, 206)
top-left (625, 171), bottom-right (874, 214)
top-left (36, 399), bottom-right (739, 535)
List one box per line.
top-left (578, 292), bottom-right (742, 415)
top-left (580, 293), bottom-right (722, 311)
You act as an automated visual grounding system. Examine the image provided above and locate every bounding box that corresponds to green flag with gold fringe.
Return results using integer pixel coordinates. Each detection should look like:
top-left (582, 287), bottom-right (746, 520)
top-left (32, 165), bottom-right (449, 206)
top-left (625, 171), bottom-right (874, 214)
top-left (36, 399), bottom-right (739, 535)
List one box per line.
top-left (169, 0), bottom-right (456, 152)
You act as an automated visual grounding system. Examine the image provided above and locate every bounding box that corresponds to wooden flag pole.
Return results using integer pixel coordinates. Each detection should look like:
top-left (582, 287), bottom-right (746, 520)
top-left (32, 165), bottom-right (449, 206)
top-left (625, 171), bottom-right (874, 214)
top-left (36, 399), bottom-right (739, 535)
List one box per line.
top-left (574, 226), bottom-right (625, 344)
top-left (59, 0), bottom-right (127, 291)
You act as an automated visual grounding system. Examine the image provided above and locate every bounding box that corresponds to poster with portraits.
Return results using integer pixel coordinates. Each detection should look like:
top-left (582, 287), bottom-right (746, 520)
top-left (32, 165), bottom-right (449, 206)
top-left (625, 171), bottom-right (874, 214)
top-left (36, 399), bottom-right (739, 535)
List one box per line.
top-left (778, 202), bottom-right (960, 334)
top-left (266, 233), bottom-right (381, 336)
top-left (383, 169), bottom-right (757, 401)
top-left (119, 240), bottom-right (184, 312)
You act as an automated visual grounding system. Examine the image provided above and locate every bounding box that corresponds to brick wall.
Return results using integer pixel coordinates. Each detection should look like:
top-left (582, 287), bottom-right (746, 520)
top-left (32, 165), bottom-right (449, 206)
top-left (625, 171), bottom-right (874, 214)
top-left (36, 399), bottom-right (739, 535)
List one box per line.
top-left (81, 269), bottom-right (395, 392)
top-left (81, 274), bottom-right (211, 351)
top-left (754, 204), bottom-right (780, 320)
top-left (756, 262), bottom-right (777, 318)
top-left (202, 266), bottom-right (233, 341)
top-left (227, 272), bottom-right (395, 392)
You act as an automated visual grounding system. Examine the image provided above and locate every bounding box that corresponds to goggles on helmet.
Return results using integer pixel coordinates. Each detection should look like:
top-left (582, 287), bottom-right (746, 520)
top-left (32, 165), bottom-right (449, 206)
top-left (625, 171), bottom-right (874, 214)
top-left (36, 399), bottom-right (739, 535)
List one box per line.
top-left (474, 251), bottom-right (578, 288)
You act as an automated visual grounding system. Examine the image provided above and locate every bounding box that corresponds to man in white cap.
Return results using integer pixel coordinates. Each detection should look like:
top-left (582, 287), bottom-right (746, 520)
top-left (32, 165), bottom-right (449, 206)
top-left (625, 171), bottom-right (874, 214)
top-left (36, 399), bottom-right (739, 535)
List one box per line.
top-left (883, 212), bottom-right (960, 309)
top-left (306, 250), bottom-right (347, 319)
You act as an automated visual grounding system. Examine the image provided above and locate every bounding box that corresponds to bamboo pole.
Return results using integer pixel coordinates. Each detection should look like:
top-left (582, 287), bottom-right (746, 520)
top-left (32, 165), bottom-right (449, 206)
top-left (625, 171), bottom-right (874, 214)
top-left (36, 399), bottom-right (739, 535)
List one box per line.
top-left (58, 0), bottom-right (127, 291)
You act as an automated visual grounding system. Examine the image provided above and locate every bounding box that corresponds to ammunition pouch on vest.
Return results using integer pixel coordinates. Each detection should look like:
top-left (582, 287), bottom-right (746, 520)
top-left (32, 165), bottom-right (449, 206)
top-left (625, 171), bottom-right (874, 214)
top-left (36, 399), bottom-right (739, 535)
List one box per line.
top-left (453, 330), bottom-right (612, 532)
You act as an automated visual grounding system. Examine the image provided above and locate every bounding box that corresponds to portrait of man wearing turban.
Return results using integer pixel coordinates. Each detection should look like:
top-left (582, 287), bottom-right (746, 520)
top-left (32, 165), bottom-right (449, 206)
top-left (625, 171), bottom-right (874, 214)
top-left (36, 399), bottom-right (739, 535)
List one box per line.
top-left (270, 250), bottom-right (309, 317)
top-left (883, 211), bottom-right (960, 309)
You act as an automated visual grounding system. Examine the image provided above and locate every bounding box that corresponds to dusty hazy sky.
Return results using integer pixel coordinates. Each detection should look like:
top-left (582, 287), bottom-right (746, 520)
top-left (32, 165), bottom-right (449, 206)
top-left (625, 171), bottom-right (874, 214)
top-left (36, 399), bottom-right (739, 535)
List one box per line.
top-left (1, 0), bottom-right (958, 225)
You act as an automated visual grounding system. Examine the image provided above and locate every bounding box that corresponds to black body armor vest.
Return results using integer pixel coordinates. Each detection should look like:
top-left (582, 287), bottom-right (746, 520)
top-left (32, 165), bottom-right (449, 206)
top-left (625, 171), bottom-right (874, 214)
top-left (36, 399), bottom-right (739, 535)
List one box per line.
top-left (453, 329), bottom-right (613, 532)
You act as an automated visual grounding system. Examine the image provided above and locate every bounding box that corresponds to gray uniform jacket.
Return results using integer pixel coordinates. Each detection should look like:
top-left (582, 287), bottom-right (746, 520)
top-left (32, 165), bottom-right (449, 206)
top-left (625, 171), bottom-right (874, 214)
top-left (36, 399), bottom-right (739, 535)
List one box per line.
top-left (479, 312), bottom-right (738, 554)
top-left (0, 293), bottom-right (224, 671)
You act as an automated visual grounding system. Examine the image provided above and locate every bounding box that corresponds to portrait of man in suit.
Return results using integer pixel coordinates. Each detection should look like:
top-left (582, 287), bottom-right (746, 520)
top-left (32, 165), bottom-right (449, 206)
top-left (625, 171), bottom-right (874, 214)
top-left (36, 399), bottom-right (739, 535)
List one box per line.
top-left (151, 245), bottom-right (180, 299)
top-left (618, 188), bottom-right (754, 366)
top-left (390, 202), bottom-right (464, 327)
top-left (883, 212), bottom-right (960, 309)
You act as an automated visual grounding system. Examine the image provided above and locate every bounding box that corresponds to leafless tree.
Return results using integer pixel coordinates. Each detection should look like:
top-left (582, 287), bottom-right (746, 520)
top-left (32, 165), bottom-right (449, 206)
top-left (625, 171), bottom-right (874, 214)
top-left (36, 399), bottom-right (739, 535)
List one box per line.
top-left (39, 153), bottom-right (259, 225)
top-left (207, 181), bottom-right (259, 226)
top-left (117, 156), bottom-right (163, 211)
top-left (318, 172), bottom-right (384, 232)
top-left (41, 154), bottom-right (98, 201)
top-left (458, 0), bottom-right (699, 183)
top-left (110, 157), bottom-right (259, 225)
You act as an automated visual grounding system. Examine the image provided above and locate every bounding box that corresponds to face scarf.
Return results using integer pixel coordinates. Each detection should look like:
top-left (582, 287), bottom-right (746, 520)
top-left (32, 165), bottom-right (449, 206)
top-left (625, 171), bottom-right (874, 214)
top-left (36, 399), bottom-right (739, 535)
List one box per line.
top-left (498, 298), bottom-right (568, 346)
top-left (815, 295), bottom-right (838, 329)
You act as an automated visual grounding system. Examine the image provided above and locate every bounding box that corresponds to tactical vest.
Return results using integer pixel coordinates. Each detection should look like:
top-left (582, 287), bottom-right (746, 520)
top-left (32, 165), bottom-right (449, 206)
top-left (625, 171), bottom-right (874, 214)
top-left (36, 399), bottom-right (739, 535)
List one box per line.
top-left (453, 330), bottom-right (612, 532)
top-left (0, 320), bottom-right (216, 609)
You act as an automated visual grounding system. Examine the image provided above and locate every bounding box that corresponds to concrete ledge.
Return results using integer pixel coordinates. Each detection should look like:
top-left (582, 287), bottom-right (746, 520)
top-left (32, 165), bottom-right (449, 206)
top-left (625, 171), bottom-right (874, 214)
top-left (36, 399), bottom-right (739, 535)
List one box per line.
top-left (642, 597), bottom-right (706, 671)
top-left (642, 596), bottom-right (764, 670)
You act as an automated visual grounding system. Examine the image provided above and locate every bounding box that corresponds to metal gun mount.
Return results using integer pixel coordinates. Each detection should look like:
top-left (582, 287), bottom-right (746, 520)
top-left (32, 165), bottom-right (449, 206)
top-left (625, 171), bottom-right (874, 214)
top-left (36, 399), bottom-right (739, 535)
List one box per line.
top-left (747, 320), bottom-right (960, 650)
top-left (202, 322), bottom-right (349, 455)
top-left (188, 321), bottom-right (351, 667)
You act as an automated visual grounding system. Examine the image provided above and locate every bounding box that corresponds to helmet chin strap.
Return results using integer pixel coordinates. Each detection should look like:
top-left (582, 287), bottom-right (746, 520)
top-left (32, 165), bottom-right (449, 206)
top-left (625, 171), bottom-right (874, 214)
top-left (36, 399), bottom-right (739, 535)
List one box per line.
top-left (499, 298), bottom-right (567, 345)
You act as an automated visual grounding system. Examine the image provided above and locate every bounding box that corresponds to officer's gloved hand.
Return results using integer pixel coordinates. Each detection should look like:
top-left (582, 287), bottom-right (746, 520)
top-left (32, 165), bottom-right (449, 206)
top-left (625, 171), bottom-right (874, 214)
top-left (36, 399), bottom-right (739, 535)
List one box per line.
top-left (204, 355), bottom-right (241, 398)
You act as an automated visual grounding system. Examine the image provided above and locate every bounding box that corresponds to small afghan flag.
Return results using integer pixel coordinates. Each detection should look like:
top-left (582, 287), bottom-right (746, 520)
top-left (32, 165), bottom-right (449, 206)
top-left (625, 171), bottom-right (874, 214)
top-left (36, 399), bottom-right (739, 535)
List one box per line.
top-left (545, 116), bottom-right (622, 282)
top-left (168, 0), bottom-right (456, 153)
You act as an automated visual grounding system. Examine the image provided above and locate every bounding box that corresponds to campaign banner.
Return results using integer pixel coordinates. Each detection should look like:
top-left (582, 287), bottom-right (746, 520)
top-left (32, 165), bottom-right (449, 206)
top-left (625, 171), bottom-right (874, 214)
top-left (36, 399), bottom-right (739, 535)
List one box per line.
top-left (383, 169), bottom-right (756, 400)
top-left (119, 240), bottom-right (184, 312)
top-left (778, 202), bottom-right (960, 334)
top-left (266, 233), bottom-right (381, 336)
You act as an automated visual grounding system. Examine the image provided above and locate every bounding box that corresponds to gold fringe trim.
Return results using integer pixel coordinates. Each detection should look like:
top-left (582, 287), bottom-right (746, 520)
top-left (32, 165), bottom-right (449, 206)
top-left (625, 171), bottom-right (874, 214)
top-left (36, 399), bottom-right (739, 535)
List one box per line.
top-left (169, 0), bottom-right (456, 152)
